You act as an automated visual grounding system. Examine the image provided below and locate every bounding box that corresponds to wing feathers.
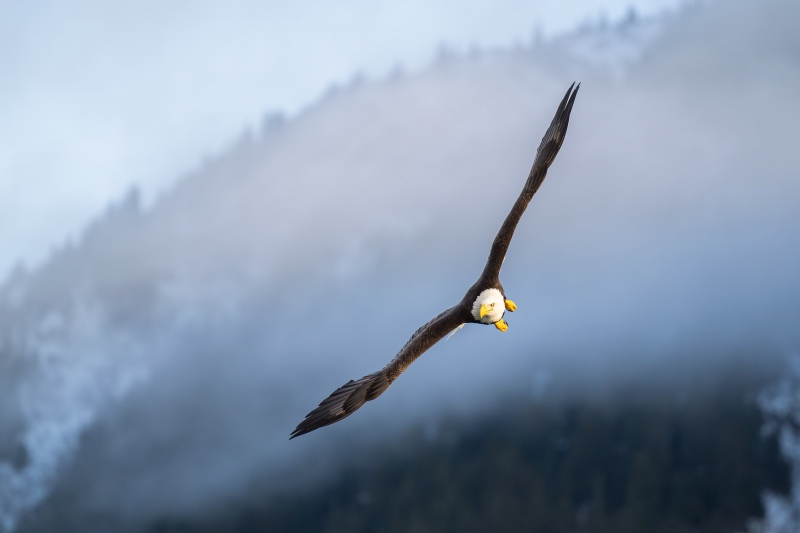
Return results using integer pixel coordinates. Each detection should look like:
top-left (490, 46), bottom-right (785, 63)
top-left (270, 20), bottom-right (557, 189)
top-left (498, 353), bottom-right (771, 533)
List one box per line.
top-left (290, 83), bottom-right (580, 439)
top-left (480, 83), bottom-right (579, 282)
top-left (290, 308), bottom-right (463, 439)
top-left (365, 374), bottom-right (390, 400)
top-left (525, 82), bottom-right (579, 193)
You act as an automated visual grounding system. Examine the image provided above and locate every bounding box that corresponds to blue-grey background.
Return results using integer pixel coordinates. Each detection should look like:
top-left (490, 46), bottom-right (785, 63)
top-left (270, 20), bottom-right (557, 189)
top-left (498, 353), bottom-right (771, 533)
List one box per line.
top-left (1, 0), bottom-right (799, 531)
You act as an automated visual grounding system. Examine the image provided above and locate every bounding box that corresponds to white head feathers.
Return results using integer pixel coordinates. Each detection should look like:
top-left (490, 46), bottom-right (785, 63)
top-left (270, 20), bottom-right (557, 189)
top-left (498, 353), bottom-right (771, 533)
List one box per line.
top-left (471, 288), bottom-right (505, 324)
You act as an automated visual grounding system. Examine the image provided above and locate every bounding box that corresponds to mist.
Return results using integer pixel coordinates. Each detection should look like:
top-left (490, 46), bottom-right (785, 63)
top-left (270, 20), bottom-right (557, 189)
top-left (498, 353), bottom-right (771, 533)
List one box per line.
top-left (0, 0), bottom-right (687, 281)
top-left (2, 0), bottom-right (800, 531)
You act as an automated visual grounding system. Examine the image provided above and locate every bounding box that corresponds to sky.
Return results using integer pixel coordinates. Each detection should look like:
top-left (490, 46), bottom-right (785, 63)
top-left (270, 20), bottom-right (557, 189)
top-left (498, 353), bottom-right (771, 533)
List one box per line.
top-left (0, 0), bottom-right (690, 281)
top-left (4, 0), bottom-right (800, 531)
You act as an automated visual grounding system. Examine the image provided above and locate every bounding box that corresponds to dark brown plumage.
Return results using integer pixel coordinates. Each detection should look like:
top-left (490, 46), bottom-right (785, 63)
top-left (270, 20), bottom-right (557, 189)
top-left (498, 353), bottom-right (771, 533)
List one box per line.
top-left (290, 83), bottom-right (580, 439)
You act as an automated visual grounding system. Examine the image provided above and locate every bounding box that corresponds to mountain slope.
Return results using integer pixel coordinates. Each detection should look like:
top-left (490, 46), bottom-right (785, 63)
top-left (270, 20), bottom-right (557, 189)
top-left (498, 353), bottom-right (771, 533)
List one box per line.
top-left (1, 0), bottom-right (800, 531)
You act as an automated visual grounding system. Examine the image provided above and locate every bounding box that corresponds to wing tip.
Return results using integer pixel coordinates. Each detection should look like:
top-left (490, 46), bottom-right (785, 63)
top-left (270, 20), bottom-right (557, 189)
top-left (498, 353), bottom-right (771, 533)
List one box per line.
top-left (561, 82), bottom-right (580, 118)
top-left (554, 81), bottom-right (580, 140)
top-left (523, 81), bottom-right (581, 192)
top-left (289, 416), bottom-right (332, 439)
top-left (289, 371), bottom-right (392, 440)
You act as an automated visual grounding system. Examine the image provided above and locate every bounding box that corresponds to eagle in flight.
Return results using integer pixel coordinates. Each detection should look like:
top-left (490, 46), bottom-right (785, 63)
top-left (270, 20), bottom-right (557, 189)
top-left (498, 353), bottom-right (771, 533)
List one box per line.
top-left (291, 83), bottom-right (580, 439)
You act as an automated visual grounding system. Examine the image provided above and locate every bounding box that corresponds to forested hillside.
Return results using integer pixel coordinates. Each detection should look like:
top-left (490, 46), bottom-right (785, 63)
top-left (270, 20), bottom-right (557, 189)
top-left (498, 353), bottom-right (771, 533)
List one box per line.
top-left (150, 365), bottom-right (789, 533)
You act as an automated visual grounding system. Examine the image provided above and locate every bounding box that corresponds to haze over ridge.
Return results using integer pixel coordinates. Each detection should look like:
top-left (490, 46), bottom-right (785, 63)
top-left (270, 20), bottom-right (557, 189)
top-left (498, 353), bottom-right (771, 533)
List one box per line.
top-left (1, 0), bottom-right (799, 530)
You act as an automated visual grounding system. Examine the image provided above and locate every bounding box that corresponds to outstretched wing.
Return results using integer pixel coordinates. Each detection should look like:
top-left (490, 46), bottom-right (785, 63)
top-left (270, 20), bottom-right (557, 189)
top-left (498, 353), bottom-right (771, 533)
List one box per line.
top-left (290, 307), bottom-right (464, 439)
top-left (480, 83), bottom-right (580, 282)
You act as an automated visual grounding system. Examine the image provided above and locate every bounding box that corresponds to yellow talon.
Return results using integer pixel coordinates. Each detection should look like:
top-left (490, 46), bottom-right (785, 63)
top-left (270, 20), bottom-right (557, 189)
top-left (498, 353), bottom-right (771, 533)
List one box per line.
top-left (495, 320), bottom-right (508, 332)
top-left (504, 299), bottom-right (517, 312)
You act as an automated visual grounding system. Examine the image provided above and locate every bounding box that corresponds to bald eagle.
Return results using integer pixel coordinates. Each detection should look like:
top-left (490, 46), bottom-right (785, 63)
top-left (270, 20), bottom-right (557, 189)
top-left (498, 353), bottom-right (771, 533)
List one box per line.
top-left (291, 83), bottom-right (580, 439)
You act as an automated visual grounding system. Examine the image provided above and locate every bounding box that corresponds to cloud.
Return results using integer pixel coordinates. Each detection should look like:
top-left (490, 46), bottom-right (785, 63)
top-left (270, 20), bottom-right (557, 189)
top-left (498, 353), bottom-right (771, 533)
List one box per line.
top-left (1, 0), bottom-right (800, 530)
top-left (0, 0), bottom-right (688, 280)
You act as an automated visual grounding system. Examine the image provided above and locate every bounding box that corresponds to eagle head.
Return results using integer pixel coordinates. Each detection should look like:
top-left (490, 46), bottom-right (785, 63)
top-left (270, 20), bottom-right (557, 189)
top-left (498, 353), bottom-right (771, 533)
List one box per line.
top-left (471, 288), bottom-right (505, 324)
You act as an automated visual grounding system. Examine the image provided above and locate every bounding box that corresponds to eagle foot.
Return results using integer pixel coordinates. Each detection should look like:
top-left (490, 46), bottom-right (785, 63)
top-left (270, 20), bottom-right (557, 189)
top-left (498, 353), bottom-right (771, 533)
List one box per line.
top-left (504, 299), bottom-right (517, 312)
top-left (495, 320), bottom-right (509, 332)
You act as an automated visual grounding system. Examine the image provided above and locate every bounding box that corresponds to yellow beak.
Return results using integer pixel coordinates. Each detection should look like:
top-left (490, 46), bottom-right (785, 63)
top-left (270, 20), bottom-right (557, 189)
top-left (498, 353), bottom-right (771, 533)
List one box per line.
top-left (479, 304), bottom-right (489, 319)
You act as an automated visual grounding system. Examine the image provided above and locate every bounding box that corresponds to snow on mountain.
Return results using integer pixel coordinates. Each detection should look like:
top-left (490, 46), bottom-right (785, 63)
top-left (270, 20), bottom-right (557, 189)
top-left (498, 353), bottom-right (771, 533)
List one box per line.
top-left (752, 358), bottom-right (800, 533)
top-left (546, 8), bottom-right (665, 79)
top-left (1, 0), bottom-right (800, 530)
